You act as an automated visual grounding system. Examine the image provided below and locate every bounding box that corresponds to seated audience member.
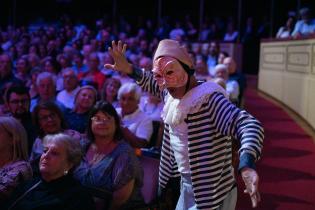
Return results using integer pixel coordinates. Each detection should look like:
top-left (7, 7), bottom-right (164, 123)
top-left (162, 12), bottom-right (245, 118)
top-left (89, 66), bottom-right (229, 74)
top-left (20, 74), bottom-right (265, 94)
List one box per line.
top-left (64, 86), bottom-right (97, 134)
top-left (30, 72), bottom-right (65, 112)
top-left (101, 78), bottom-right (121, 108)
top-left (72, 52), bottom-right (88, 74)
top-left (223, 22), bottom-right (239, 42)
top-left (195, 57), bottom-right (210, 81)
top-left (116, 83), bottom-right (153, 148)
top-left (5, 86), bottom-right (36, 153)
top-left (0, 54), bottom-right (22, 93)
top-left (30, 102), bottom-right (81, 169)
top-left (217, 51), bottom-right (229, 64)
top-left (213, 64), bottom-right (240, 104)
top-left (14, 57), bottom-right (32, 87)
top-left (292, 7), bottom-right (315, 38)
top-left (74, 102), bottom-right (144, 210)
top-left (223, 57), bottom-right (247, 107)
top-left (78, 53), bottom-right (106, 91)
top-left (0, 117), bottom-right (32, 204)
top-left (206, 41), bottom-right (220, 77)
top-left (276, 16), bottom-right (296, 39)
top-left (56, 68), bottom-right (80, 109)
top-left (4, 133), bottom-right (96, 210)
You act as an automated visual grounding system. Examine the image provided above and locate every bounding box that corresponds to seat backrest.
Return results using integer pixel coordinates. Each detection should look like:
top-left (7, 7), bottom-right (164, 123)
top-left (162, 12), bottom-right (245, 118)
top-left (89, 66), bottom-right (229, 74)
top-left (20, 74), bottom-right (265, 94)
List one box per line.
top-left (139, 155), bottom-right (160, 204)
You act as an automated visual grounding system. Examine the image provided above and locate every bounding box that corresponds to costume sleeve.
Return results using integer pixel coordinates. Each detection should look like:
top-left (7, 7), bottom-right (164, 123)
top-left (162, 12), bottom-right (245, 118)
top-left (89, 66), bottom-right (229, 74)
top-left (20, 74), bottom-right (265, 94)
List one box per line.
top-left (208, 92), bottom-right (264, 170)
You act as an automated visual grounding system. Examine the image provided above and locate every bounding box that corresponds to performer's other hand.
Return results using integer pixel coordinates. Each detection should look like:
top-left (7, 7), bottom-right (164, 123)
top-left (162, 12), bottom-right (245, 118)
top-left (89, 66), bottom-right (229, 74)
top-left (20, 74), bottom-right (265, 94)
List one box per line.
top-left (241, 167), bottom-right (261, 208)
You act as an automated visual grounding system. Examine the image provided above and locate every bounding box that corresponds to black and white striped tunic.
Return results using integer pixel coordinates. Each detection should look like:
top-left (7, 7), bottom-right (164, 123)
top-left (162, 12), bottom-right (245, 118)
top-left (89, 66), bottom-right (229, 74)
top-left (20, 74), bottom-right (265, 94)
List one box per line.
top-left (137, 70), bottom-right (264, 210)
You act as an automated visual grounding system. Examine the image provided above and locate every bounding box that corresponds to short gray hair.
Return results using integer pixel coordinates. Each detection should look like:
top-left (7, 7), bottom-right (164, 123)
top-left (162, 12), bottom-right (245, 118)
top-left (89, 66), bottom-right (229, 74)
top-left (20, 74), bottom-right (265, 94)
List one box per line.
top-left (43, 133), bottom-right (82, 168)
top-left (36, 72), bottom-right (57, 87)
top-left (117, 82), bottom-right (142, 102)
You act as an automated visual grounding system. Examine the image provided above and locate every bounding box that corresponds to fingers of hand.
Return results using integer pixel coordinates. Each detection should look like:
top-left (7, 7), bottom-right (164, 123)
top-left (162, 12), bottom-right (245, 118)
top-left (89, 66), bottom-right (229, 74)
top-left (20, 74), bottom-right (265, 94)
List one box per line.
top-left (122, 43), bottom-right (127, 54)
top-left (117, 40), bottom-right (122, 51)
top-left (112, 40), bottom-right (117, 51)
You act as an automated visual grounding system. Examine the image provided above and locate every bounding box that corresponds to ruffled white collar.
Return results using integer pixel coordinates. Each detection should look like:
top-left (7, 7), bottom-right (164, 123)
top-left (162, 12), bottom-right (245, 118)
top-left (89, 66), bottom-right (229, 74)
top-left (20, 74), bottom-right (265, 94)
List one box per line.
top-left (162, 81), bottom-right (228, 126)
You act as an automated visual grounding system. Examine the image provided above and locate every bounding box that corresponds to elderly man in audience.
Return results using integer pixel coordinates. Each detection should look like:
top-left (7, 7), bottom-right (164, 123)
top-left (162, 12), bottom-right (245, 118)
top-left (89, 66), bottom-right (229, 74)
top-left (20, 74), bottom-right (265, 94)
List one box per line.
top-left (30, 72), bottom-right (65, 112)
top-left (5, 86), bottom-right (36, 153)
top-left (223, 57), bottom-right (247, 107)
top-left (213, 64), bottom-right (240, 105)
top-left (116, 82), bottom-right (153, 148)
top-left (56, 68), bottom-right (80, 109)
top-left (4, 133), bottom-right (96, 210)
top-left (0, 117), bottom-right (32, 204)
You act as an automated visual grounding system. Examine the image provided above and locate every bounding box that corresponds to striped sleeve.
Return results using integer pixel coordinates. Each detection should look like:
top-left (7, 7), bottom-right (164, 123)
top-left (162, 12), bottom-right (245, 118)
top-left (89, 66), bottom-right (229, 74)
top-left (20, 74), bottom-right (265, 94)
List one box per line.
top-left (135, 67), bottom-right (167, 100)
top-left (208, 92), bottom-right (264, 162)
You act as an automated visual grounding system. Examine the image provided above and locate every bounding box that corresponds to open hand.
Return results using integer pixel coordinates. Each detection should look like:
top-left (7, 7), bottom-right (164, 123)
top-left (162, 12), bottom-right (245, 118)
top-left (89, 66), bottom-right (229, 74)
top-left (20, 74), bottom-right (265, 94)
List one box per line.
top-left (104, 40), bottom-right (132, 74)
top-left (241, 167), bottom-right (261, 208)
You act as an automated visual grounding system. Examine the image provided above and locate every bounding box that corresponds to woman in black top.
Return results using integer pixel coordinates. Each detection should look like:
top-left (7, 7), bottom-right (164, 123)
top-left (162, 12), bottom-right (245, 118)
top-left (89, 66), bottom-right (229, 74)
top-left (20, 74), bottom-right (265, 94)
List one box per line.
top-left (4, 133), bottom-right (95, 210)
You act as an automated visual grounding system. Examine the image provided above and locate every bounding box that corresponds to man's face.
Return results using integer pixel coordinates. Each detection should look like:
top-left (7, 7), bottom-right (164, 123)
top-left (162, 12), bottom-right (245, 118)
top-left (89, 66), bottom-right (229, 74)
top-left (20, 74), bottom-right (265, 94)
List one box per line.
top-left (7, 93), bottom-right (30, 118)
top-left (0, 55), bottom-right (11, 77)
top-left (152, 57), bottom-right (188, 99)
top-left (63, 71), bottom-right (78, 91)
top-left (38, 78), bottom-right (56, 100)
top-left (119, 91), bottom-right (139, 115)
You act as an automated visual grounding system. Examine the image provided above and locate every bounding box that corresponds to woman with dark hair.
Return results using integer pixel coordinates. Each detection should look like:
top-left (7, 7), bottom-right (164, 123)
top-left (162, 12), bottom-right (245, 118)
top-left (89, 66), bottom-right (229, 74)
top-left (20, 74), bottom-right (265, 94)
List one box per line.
top-left (74, 101), bottom-right (144, 210)
top-left (30, 102), bottom-right (81, 169)
top-left (101, 78), bottom-right (121, 108)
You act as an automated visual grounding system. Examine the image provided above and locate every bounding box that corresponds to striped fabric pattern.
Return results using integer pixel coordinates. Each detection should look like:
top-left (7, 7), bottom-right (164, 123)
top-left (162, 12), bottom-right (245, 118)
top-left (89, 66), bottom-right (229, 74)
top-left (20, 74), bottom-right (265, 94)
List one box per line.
top-left (137, 71), bottom-right (264, 210)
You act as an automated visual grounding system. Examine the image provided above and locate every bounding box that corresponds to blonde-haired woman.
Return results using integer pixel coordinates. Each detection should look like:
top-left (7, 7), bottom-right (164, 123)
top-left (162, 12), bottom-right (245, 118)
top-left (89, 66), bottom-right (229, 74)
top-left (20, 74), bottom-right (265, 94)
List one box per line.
top-left (0, 117), bottom-right (32, 203)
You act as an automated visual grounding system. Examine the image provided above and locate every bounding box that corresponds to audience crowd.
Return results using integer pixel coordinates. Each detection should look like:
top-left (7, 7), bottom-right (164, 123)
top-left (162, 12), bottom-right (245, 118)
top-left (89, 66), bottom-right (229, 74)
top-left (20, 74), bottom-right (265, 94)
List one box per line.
top-left (0, 7), bottom-right (313, 209)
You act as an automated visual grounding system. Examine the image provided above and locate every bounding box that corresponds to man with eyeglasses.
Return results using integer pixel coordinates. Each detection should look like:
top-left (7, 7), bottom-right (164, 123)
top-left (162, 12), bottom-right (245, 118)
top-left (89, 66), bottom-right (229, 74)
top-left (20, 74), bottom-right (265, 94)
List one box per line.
top-left (5, 85), bottom-right (36, 153)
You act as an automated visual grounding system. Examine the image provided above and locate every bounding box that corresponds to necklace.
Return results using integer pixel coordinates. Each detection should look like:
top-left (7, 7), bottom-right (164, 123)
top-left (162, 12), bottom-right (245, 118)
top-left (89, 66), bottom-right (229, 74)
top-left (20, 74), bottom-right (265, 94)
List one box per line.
top-left (87, 141), bottom-right (116, 165)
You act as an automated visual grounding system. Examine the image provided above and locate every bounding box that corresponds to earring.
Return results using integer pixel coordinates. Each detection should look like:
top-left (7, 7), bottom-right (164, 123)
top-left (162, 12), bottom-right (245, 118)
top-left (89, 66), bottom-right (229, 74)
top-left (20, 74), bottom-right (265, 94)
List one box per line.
top-left (63, 170), bottom-right (68, 175)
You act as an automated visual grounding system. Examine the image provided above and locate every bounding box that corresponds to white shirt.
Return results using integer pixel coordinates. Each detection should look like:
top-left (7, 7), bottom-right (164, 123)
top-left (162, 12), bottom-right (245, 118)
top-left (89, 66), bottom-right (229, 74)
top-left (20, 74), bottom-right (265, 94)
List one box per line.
top-left (169, 122), bottom-right (190, 174)
top-left (139, 95), bottom-right (164, 122)
top-left (117, 108), bottom-right (153, 142)
top-left (292, 19), bottom-right (315, 36)
top-left (56, 86), bottom-right (80, 109)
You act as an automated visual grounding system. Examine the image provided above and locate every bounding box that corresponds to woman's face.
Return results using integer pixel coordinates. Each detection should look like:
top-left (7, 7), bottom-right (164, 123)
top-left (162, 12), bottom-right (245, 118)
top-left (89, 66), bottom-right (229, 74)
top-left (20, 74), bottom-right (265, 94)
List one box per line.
top-left (38, 109), bottom-right (62, 134)
top-left (44, 61), bottom-right (56, 73)
top-left (76, 89), bottom-right (96, 110)
top-left (105, 80), bottom-right (120, 98)
top-left (91, 111), bottom-right (116, 139)
top-left (39, 141), bottom-right (71, 181)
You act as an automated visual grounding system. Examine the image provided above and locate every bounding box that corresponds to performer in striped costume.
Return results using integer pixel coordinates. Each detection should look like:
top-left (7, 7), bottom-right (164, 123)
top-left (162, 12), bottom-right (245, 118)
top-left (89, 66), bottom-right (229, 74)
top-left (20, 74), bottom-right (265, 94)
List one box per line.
top-left (105, 39), bottom-right (264, 210)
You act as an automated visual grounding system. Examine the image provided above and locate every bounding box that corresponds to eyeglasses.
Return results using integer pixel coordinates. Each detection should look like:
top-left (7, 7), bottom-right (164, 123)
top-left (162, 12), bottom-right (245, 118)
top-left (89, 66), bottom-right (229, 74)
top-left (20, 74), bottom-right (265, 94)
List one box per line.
top-left (91, 116), bottom-right (112, 123)
top-left (9, 99), bottom-right (29, 105)
top-left (39, 113), bottom-right (58, 122)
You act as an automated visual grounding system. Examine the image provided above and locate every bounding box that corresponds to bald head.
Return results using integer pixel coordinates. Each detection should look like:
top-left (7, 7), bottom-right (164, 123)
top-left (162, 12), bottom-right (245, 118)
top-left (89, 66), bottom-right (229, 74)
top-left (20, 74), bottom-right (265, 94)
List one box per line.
top-left (223, 57), bottom-right (237, 74)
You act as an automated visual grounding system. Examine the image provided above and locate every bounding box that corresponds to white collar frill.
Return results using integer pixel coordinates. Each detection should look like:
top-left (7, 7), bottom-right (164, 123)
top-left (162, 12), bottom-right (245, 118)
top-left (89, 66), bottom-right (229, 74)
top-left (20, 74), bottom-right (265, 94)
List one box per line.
top-left (162, 81), bottom-right (228, 127)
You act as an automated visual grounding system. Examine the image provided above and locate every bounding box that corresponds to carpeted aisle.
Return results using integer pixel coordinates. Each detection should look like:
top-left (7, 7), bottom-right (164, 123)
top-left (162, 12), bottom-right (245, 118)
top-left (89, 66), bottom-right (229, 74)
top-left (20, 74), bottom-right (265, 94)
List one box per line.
top-left (236, 89), bottom-right (315, 210)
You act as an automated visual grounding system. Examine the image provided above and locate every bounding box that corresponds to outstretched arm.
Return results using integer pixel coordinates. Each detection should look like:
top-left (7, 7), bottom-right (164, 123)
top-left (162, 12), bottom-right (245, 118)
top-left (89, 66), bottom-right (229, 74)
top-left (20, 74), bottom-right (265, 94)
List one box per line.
top-left (105, 40), bottom-right (166, 100)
